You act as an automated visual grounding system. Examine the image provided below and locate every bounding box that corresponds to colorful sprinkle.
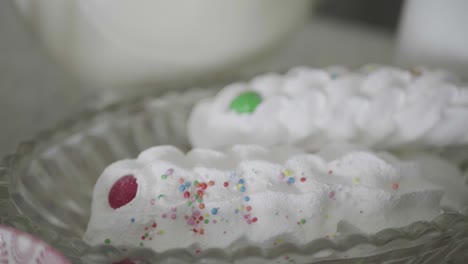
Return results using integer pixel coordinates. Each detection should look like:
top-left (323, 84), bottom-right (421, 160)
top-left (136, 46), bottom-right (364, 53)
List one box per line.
top-left (166, 168), bottom-right (174, 175)
top-left (171, 214), bottom-right (177, 220)
top-left (238, 179), bottom-right (245, 184)
top-left (246, 206), bottom-right (252, 212)
top-left (278, 172), bottom-right (285, 180)
top-left (392, 183), bottom-right (399, 190)
top-left (300, 219), bottom-right (306, 224)
top-left (240, 186), bottom-right (246, 192)
top-left (244, 196), bottom-right (250, 202)
top-left (199, 203), bottom-right (205, 209)
top-left (187, 201), bottom-right (192, 206)
top-left (200, 183), bottom-right (208, 190)
top-left (161, 174), bottom-right (168, 180)
top-left (211, 208), bottom-right (218, 215)
top-left (300, 177), bottom-right (306, 182)
top-left (157, 194), bottom-right (164, 200)
top-left (179, 185), bottom-right (186, 192)
top-left (208, 181), bottom-right (215, 186)
top-left (185, 182), bottom-right (191, 188)
top-left (204, 219), bottom-right (209, 224)
top-left (274, 238), bottom-right (284, 245)
top-left (353, 177), bottom-right (360, 183)
top-left (184, 191), bottom-right (191, 199)
top-left (178, 178), bottom-right (184, 184)
top-left (162, 214), bottom-right (167, 219)
top-left (287, 177), bottom-right (295, 184)
top-left (152, 223), bottom-right (157, 228)
top-left (131, 218), bottom-right (135, 223)
top-left (252, 217), bottom-right (258, 223)
top-left (284, 170), bottom-right (293, 176)
top-left (104, 239), bottom-right (111, 244)
top-left (329, 191), bottom-right (335, 199)
top-left (223, 182), bottom-right (229, 187)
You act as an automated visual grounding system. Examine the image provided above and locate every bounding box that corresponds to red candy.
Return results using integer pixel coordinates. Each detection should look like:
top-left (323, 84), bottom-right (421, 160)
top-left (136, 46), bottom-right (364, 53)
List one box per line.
top-left (200, 183), bottom-right (208, 190)
top-left (108, 175), bottom-right (138, 209)
top-left (184, 191), bottom-right (191, 198)
top-left (223, 182), bottom-right (229, 187)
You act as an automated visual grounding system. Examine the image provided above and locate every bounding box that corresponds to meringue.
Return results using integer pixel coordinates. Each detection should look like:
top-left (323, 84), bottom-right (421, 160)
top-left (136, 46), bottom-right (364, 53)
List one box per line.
top-left (189, 66), bottom-right (468, 150)
top-left (84, 144), bottom-right (462, 252)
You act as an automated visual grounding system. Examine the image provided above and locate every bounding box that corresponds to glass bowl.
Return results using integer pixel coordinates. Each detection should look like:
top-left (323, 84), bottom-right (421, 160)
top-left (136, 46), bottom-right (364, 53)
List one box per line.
top-left (1, 87), bottom-right (468, 264)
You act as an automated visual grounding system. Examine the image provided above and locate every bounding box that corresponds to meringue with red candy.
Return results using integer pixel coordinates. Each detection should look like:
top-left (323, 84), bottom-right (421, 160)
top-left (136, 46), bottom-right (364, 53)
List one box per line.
top-left (83, 144), bottom-right (466, 252)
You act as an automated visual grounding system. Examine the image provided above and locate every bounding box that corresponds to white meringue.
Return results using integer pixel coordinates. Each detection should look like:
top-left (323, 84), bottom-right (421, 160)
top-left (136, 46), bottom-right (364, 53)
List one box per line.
top-left (84, 144), bottom-right (461, 252)
top-left (189, 66), bottom-right (468, 150)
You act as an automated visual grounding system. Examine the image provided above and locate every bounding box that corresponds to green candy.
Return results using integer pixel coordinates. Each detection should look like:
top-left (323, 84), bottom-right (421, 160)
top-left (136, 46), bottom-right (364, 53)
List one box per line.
top-left (229, 91), bottom-right (262, 114)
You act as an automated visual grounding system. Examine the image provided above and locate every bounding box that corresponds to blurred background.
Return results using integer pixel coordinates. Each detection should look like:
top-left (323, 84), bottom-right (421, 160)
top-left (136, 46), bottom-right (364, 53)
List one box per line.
top-left (1, 0), bottom-right (467, 157)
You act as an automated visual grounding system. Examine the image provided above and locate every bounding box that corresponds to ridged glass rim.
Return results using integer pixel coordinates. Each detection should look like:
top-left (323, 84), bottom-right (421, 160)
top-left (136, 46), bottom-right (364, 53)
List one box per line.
top-left (1, 86), bottom-right (468, 263)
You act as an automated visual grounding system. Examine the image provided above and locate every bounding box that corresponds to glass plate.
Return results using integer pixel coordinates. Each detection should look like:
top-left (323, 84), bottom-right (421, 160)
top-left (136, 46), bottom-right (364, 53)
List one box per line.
top-left (1, 88), bottom-right (468, 264)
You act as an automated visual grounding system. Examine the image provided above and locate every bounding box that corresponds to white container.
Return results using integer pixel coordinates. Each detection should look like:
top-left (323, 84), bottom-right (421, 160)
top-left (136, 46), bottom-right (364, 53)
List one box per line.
top-left (396, 0), bottom-right (468, 77)
top-left (13, 0), bottom-right (312, 88)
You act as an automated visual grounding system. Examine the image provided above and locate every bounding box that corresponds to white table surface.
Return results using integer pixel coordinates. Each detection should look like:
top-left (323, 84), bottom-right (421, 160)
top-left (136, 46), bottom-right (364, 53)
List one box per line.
top-left (0, 0), bottom-right (395, 157)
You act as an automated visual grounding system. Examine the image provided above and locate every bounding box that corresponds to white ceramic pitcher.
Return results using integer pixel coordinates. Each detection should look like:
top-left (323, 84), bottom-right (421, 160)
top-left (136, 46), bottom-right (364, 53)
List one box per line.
top-left (13, 0), bottom-right (313, 87)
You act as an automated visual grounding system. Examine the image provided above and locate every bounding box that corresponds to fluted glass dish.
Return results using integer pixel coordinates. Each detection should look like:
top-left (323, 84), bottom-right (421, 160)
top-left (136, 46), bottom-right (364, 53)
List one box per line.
top-left (1, 87), bottom-right (468, 264)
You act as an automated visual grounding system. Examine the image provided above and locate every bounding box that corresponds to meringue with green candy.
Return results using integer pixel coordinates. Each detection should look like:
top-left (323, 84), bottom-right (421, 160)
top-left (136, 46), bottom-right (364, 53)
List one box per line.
top-left (189, 66), bottom-right (468, 150)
